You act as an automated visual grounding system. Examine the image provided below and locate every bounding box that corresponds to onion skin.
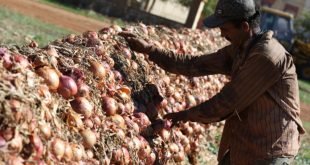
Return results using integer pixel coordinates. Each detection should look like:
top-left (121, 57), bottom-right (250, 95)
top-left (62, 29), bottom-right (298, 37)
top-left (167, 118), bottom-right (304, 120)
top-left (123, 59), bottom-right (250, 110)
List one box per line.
top-left (36, 67), bottom-right (60, 90)
top-left (57, 75), bottom-right (78, 99)
top-left (70, 97), bottom-right (93, 118)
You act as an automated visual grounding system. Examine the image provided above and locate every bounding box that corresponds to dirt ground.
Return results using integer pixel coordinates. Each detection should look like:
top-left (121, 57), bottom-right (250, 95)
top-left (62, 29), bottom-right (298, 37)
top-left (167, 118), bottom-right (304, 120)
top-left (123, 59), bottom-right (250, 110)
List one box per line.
top-left (1, 0), bottom-right (310, 122)
top-left (0, 0), bottom-right (109, 33)
top-left (301, 102), bottom-right (310, 122)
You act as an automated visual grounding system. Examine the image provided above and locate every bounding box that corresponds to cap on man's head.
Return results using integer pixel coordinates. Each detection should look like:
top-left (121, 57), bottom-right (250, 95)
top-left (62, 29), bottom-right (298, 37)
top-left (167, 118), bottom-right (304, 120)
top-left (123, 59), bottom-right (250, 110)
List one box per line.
top-left (203, 0), bottom-right (256, 28)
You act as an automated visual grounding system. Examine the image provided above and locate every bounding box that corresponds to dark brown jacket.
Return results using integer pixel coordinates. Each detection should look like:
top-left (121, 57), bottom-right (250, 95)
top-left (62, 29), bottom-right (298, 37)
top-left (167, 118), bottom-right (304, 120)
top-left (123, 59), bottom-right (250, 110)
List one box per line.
top-left (148, 31), bottom-right (305, 164)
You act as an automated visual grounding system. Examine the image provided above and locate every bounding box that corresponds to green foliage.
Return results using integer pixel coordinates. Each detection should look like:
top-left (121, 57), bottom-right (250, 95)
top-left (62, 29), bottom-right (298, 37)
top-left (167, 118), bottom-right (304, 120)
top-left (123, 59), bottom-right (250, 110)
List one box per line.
top-left (299, 80), bottom-right (310, 104)
top-left (294, 11), bottom-right (310, 42)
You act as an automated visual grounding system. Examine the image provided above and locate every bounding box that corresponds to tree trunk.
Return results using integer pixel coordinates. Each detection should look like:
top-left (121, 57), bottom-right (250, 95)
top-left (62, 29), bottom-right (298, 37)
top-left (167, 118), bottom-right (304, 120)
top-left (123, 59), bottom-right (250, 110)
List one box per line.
top-left (148, 0), bottom-right (156, 12)
top-left (185, 0), bottom-right (205, 29)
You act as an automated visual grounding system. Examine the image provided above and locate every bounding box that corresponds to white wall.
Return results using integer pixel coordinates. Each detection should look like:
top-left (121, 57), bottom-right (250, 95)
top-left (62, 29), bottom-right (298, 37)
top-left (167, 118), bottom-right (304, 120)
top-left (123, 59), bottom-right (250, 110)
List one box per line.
top-left (147, 0), bottom-right (190, 23)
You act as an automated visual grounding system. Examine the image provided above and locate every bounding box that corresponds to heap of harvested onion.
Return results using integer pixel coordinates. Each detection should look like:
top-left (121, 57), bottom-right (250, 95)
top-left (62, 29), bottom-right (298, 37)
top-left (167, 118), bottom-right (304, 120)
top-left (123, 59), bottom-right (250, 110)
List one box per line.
top-left (0, 24), bottom-right (228, 164)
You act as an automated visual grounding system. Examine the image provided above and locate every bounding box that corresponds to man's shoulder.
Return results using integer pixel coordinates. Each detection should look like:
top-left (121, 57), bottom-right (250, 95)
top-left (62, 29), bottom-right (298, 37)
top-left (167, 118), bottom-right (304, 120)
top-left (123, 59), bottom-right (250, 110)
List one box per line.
top-left (252, 31), bottom-right (287, 63)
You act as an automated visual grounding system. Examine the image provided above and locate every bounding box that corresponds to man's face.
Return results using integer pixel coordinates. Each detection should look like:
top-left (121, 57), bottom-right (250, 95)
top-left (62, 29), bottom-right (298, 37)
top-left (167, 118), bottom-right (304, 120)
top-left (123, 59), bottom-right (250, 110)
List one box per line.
top-left (219, 22), bottom-right (247, 47)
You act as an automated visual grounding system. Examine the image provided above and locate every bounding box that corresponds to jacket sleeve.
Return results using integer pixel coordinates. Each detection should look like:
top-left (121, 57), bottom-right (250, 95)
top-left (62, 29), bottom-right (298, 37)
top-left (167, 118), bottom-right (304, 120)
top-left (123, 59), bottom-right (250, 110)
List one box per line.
top-left (185, 52), bottom-right (282, 123)
top-left (147, 45), bottom-right (233, 77)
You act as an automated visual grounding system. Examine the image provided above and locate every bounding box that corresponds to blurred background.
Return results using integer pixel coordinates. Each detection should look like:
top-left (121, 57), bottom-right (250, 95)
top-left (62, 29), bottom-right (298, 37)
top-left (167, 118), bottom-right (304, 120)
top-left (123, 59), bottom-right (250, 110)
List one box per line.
top-left (0, 0), bottom-right (309, 164)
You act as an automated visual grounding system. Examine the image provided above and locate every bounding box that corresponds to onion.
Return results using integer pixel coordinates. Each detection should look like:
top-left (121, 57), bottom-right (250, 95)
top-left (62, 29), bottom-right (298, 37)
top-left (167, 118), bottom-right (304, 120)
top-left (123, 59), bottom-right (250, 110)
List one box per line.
top-left (51, 138), bottom-right (65, 160)
top-left (0, 135), bottom-right (6, 148)
top-left (125, 118), bottom-right (139, 133)
top-left (76, 82), bottom-right (90, 97)
top-left (66, 112), bottom-right (84, 130)
top-left (1, 127), bottom-right (14, 141)
top-left (122, 147), bottom-right (130, 164)
top-left (159, 129), bottom-right (170, 141)
top-left (70, 97), bottom-right (93, 118)
top-left (86, 149), bottom-right (94, 159)
top-left (57, 75), bottom-right (78, 99)
top-left (93, 115), bottom-right (102, 126)
top-left (111, 114), bottom-right (126, 129)
top-left (133, 112), bottom-right (151, 129)
top-left (122, 48), bottom-right (132, 59)
top-left (1, 51), bottom-right (13, 69)
top-left (7, 155), bottom-right (24, 165)
top-left (81, 129), bottom-right (97, 149)
top-left (8, 132), bottom-right (23, 154)
top-left (169, 143), bottom-right (179, 153)
top-left (113, 70), bottom-right (123, 82)
top-left (186, 94), bottom-right (197, 108)
top-left (66, 34), bottom-right (76, 43)
top-left (29, 40), bottom-right (38, 48)
top-left (116, 129), bottom-right (125, 139)
top-left (39, 122), bottom-right (51, 139)
top-left (84, 118), bottom-right (94, 128)
top-left (89, 61), bottom-right (106, 79)
top-left (111, 148), bottom-right (122, 164)
top-left (173, 151), bottom-right (185, 162)
top-left (111, 24), bottom-right (122, 32)
top-left (117, 103), bottom-right (125, 115)
top-left (13, 54), bottom-right (29, 68)
top-left (102, 96), bottom-right (118, 116)
top-left (63, 143), bottom-right (73, 161)
top-left (146, 152), bottom-right (156, 165)
top-left (71, 144), bottom-right (84, 161)
top-left (36, 67), bottom-right (60, 90)
top-left (30, 133), bottom-right (43, 158)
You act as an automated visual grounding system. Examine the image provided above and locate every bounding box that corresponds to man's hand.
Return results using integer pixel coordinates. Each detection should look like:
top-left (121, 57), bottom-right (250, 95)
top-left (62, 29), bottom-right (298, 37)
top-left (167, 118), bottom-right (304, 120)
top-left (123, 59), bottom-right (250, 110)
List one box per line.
top-left (118, 32), bottom-right (152, 54)
top-left (163, 110), bottom-right (189, 127)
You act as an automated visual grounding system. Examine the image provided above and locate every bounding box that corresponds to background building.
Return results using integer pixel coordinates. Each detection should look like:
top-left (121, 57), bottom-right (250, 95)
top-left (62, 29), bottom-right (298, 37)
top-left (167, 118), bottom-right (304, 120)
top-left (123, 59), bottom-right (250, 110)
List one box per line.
top-left (259, 0), bottom-right (310, 17)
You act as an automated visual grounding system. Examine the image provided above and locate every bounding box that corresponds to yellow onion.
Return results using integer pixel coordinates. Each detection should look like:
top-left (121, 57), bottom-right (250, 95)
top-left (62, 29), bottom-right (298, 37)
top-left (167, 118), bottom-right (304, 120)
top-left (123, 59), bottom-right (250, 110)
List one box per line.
top-left (111, 114), bottom-right (126, 129)
top-left (63, 143), bottom-right (73, 161)
top-left (80, 129), bottom-right (97, 149)
top-left (71, 144), bottom-right (84, 161)
top-left (51, 138), bottom-right (65, 160)
top-left (169, 143), bottom-right (179, 153)
top-left (39, 122), bottom-right (51, 139)
top-left (89, 61), bottom-right (106, 79)
top-left (36, 66), bottom-right (60, 90)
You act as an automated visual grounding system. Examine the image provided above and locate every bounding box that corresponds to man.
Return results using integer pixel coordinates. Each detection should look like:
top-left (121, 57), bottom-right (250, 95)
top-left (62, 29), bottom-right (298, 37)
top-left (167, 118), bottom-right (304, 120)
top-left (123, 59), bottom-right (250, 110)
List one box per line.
top-left (119, 0), bottom-right (305, 164)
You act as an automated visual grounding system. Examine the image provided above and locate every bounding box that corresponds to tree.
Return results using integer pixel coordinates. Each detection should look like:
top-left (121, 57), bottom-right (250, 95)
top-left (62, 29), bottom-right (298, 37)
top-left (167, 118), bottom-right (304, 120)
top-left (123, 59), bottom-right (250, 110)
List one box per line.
top-left (294, 11), bottom-right (310, 42)
top-left (176, 0), bottom-right (218, 17)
